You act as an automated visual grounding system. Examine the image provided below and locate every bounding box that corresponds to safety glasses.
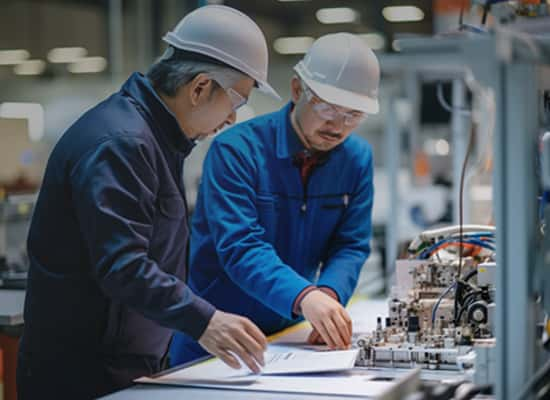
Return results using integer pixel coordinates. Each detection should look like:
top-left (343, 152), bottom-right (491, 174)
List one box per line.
top-left (225, 87), bottom-right (247, 111)
top-left (302, 82), bottom-right (366, 126)
top-left (209, 75), bottom-right (248, 112)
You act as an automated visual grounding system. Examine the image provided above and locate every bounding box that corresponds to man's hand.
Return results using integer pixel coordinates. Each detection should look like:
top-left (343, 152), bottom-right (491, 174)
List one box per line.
top-left (300, 290), bottom-right (352, 350)
top-left (307, 328), bottom-right (324, 345)
top-left (198, 310), bottom-right (267, 373)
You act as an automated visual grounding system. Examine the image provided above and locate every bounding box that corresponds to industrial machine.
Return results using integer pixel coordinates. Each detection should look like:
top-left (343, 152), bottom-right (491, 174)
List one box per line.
top-left (356, 225), bottom-right (496, 378)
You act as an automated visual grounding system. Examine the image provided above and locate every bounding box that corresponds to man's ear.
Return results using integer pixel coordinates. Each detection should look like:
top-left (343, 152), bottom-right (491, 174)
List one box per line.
top-left (290, 76), bottom-right (302, 103)
top-left (189, 73), bottom-right (215, 106)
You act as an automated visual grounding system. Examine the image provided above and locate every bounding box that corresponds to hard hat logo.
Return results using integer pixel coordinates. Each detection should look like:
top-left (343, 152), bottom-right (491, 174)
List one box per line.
top-left (163, 5), bottom-right (280, 100)
top-left (294, 33), bottom-right (380, 114)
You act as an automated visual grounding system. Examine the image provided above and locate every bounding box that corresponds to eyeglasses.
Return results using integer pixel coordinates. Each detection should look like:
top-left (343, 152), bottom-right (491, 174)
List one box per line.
top-left (209, 76), bottom-right (248, 112)
top-left (302, 83), bottom-right (366, 127)
top-left (225, 87), bottom-right (247, 111)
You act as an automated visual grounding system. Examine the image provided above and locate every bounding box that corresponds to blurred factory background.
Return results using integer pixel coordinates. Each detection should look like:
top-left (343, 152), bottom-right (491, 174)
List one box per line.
top-left (0, 0), bottom-right (485, 296)
top-left (3, 2), bottom-right (550, 400)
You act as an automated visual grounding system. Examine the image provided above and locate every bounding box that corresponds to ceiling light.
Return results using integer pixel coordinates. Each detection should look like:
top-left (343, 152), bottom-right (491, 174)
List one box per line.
top-left (382, 6), bottom-right (425, 22)
top-left (13, 60), bottom-right (46, 76)
top-left (47, 47), bottom-right (88, 63)
top-left (358, 33), bottom-right (386, 50)
top-left (277, 0), bottom-right (311, 2)
top-left (68, 56), bottom-right (107, 74)
top-left (0, 49), bottom-right (30, 66)
top-left (0, 102), bottom-right (45, 141)
top-left (316, 7), bottom-right (359, 24)
top-left (434, 139), bottom-right (450, 156)
top-left (273, 36), bottom-right (314, 55)
top-left (392, 40), bottom-right (402, 52)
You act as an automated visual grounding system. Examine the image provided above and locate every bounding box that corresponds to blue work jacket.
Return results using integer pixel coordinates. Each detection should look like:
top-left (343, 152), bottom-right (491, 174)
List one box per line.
top-left (17, 73), bottom-right (215, 399)
top-left (170, 102), bottom-right (374, 366)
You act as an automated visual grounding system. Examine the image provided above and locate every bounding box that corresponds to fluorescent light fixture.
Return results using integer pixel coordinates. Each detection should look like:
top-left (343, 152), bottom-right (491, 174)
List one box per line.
top-left (316, 7), bottom-right (359, 24)
top-left (67, 56), bottom-right (107, 73)
top-left (0, 102), bottom-right (45, 141)
top-left (47, 47), bottom-right (88, 63)
top-left (273, 36), bottom-right (314, 55)
top-left (382, 6), bottom-right (425, 22)
top-left (434, 139), bottom-right (450, 156)
top-left (358, 33), bottom-right (386, 50)
top-left (278, 0), bottom-right (310, 2)
top-left (0, 49), bottom-right (30, 66)
top-left (13, 60), bottom-right (46, 76)
top-left (423, 138), bottom-right (450, 156)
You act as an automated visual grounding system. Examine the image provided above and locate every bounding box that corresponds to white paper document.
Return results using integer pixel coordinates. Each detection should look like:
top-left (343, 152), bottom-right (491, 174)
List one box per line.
top-left (261, 349), bottom-right (358, 374)
top-left (136, 348), bottom-right (397, 397)
top-left (137, 349), bottom-right (359, 384)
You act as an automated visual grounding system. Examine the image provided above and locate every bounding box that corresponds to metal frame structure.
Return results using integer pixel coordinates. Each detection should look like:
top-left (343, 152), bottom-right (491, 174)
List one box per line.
top-left (379, 52), bottom-right (471, 291)
top-left (381, 23), bottom-right (550, 398)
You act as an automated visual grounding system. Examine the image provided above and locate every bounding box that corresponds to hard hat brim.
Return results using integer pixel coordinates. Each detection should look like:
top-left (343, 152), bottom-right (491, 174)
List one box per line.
top-left (163, 34), bottom-right (281, 101)
top-left (300, 76), bottom-right (379, 115)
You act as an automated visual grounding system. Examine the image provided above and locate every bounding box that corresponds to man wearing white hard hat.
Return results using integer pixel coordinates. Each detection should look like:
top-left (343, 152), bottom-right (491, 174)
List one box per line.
top-left (170, 33), bottom-right (379, 366)
top-left (17, 5), bottom-right (279, 399)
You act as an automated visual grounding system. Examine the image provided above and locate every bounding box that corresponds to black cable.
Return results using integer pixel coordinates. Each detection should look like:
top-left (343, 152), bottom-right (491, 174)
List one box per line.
top-left (456, 292), bottom-right (483, 323)
top-left (454, 124), bottom-right (476, 325)
top-left (457, 125), bottom-right (475, 279)
top-left (481, 3), bottom-right (490, 26)
top-left (436, 82), bottom-right (471, 114)
top-left (459, 0), bottom-right (466, 30)
top-left (463, 269), bottom-right (478, 281)
top-left (517, 358), bottom-right (550, 399)
top-left (462, 290), bottom-right (483, 306)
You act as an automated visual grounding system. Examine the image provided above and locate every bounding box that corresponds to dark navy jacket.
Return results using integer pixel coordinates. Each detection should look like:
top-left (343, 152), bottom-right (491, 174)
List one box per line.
top-left (17, 73), bottom-right (215, 399)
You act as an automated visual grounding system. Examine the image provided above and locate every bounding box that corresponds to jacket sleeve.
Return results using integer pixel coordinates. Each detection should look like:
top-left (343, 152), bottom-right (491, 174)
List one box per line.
top-left (200, 139), bottom-right (312, 320)
top-left (70, 135), bottom-right (215, 340)
top-left (316, 148), bottom-right (374, 307)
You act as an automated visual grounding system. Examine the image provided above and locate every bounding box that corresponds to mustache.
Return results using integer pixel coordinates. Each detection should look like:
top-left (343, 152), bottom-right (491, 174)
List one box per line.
top-left (318, 131), bottom-right (342, 138)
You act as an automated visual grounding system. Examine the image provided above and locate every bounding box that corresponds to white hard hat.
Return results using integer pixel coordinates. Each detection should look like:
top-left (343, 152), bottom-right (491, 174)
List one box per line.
top-left (294, 33), bottom-right (380, 114)
top-left (163, 5), bottom-right (280, 100)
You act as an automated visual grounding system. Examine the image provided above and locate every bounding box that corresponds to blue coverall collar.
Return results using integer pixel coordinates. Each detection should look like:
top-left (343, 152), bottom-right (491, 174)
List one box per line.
top-left (122, 72), bottom-right (195, 156)
top-left (276, 102), bottom-right (307, 160)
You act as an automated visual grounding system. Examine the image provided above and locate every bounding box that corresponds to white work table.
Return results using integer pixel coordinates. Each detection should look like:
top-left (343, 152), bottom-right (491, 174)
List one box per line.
top-left (102, 298), bottom-right (468, 400)
top-left (0, 289), bottom-right (25, 326)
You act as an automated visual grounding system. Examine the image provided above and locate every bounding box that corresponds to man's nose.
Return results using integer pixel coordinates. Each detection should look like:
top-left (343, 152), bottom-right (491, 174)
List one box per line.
top-left (325, 116), bottom-right (344, 132)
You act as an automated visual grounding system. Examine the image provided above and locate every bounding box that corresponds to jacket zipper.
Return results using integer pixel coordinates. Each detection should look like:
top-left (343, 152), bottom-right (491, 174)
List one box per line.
top-left (301, 181), bottom-right (308, 213)
top-left (301, 167), bottom-right (321, 213)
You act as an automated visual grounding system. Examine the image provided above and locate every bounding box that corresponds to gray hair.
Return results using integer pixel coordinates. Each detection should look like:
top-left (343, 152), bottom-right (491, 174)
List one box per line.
top-left (147, 47), bottom-right (246, 97)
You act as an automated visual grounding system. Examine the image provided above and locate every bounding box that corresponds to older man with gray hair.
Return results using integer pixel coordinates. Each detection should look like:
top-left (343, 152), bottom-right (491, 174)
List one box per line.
top-left (17, 5), bottom-right (278, 399)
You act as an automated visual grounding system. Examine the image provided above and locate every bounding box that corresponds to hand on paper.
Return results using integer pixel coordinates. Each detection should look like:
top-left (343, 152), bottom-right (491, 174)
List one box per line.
top-left (300, 290), bottom-right (352, 350)
top-left (199, 310), bottom-right (267, 373)
top-left (306, 328), bottom-right (324, 345)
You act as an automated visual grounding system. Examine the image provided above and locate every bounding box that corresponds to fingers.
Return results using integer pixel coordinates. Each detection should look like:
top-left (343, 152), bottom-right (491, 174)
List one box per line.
top-left (217, 349), bottom-right (241, 370)
top-left (213, 336), bottom-right (261, 374)
top-left (322, 317), bottom-right (346, 349)
top-left (334, 310), bottom-right (352, 348)
top-left (198, 311), bottom-right (266, 373)
top-left (307, 329), bottom-right (324, 345)
top-left (237, 321), bottom-right (266, 367)
top-left (243, 319), bottom-right (268, 352)
top-left (227, 338), bottom-right (263, 374)
top-left (344, 312), bottom-right (353, 344)
top-left (312, 320), bottom-right (336, 349)
top-left (318, 309), bottom-right (352, 349)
